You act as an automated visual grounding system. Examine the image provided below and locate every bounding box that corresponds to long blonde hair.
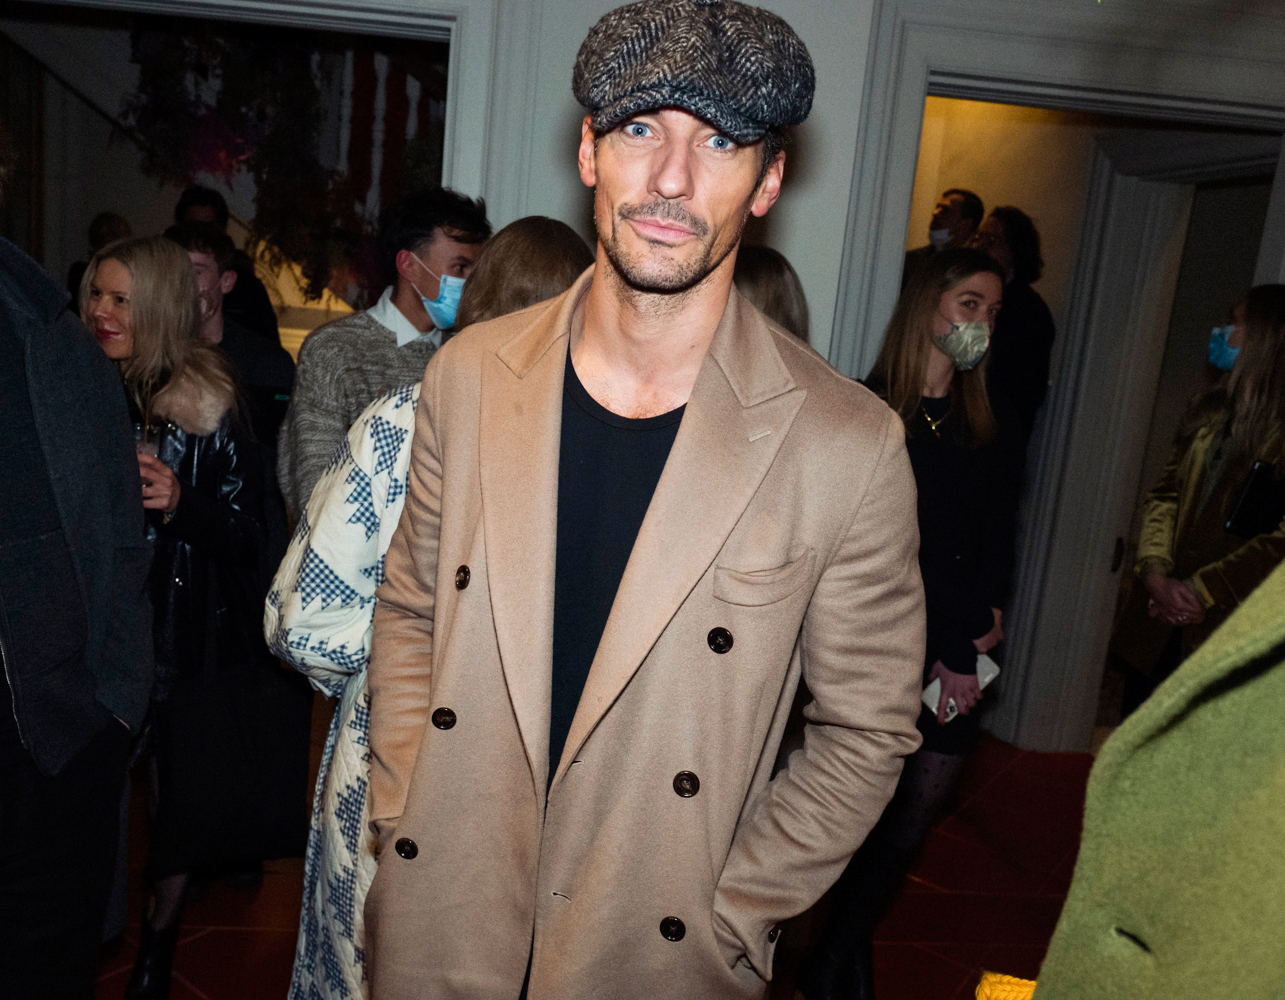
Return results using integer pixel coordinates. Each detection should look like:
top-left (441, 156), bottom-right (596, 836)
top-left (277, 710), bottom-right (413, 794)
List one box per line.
top-left (868, 247), bottom-right (1003, 447)
top-left (1227, 283), bottom-right (1285, 464)
top-left (81, 236), bottom-right (236, 425)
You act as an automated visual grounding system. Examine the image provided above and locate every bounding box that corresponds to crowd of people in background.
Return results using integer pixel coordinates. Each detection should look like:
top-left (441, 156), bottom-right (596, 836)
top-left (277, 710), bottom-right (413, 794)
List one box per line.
top-left (2, 0), bottom-right (1283, 996)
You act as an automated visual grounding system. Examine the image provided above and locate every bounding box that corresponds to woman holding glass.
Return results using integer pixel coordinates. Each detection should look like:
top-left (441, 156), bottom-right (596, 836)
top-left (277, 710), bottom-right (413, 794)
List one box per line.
top-left (799, 247), bottom-right (1020, 1000)
top-left (85, 236), bottom-right (311, 1000)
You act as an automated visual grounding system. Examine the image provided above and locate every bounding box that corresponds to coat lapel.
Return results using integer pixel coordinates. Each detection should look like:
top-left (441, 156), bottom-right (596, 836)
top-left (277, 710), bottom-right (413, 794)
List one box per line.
top-left (553, 290), bottom-right (806, 784)
top-left (480, 273), bottom-right (592, 798)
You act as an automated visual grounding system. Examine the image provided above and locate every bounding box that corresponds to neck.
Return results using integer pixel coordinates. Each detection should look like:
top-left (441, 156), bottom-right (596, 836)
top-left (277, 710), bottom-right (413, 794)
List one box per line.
top-left (923, 345), bottom-right (955, 399)
top-left (392, 280), bottom-right (434, 333)
top-left (571, 253), bottom-right (734, 419)
top-left (201, 307), bottom-right (224, 345)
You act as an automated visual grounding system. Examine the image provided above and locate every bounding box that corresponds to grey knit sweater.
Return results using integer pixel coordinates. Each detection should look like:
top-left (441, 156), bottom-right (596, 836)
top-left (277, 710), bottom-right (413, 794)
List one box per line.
top-left (277, 310), bottom-right (437, 518)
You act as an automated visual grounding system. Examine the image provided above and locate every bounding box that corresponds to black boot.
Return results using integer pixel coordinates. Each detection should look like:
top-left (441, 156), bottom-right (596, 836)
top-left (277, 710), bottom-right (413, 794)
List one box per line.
top-left (124, 918), bottom-right (181, 999)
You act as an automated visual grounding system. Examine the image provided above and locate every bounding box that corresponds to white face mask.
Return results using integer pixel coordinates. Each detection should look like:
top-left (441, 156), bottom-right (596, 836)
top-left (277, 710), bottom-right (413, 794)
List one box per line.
top-left (928, 227), bottom-right (953, 249)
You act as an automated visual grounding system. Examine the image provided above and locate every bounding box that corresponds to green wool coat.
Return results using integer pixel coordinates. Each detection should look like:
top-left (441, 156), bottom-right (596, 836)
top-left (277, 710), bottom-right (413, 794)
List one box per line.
top-left (1035, 561), bottom-right (1285, 999)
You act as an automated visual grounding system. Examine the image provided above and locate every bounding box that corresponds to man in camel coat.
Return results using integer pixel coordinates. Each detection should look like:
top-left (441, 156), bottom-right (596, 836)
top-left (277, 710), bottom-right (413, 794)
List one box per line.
top-left (364, 1), bottom-right (927, 996)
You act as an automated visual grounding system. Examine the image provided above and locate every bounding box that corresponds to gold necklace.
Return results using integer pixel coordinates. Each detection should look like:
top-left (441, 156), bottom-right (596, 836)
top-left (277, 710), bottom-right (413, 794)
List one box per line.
top-left (922, 405), bottom-right (946, 437)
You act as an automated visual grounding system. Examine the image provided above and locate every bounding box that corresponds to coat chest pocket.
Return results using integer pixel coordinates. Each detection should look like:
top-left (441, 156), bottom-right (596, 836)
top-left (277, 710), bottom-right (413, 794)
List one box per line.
top-left (713, 549), bottom-right (815, 607)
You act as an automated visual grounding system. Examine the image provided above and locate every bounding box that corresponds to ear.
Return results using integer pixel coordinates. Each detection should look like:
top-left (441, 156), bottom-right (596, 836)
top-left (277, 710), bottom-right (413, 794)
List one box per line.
top-left (749, 151), bottom-right (786, 219)
top-left (578, 115), bottom-right (598, 190)
top-left (395, 248), bottom-right (421, 282)
top-left (220, 269), bottom-right (238, 295)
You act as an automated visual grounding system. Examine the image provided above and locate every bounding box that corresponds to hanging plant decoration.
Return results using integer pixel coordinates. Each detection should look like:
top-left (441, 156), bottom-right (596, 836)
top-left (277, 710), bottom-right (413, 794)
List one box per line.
top-left (123, 16), bottom-right (448, 302)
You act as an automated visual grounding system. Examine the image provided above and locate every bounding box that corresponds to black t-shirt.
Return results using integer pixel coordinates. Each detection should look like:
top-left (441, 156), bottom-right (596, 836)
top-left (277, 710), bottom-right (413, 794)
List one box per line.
top-left (549, 349), bottom-right (684, 778)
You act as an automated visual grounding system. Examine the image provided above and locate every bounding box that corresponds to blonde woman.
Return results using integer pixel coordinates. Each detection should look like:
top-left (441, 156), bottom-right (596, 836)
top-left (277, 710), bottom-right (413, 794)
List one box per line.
top-left (85, 236), bottom-right (313, 1000)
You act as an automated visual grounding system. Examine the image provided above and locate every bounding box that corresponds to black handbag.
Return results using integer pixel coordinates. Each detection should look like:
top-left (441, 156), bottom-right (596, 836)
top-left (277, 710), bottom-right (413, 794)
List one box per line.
top-left (1225, 461), bottom-right (1285, 539)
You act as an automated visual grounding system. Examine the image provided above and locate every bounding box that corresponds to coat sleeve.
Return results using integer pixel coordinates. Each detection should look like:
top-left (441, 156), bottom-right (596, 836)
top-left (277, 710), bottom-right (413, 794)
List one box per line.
top-left (265, 394), bottom-right (408, 697)
top-left (366, 367), bottom-right (442, 850)
top-left (278, 334), bottom-right (349, 520)
top-left (1135, 437), bottom-right (1185, 576)
top-left (711, 411), bottom-right (926, 977)
top-left (1190, 508), bottom-right (1285, 609)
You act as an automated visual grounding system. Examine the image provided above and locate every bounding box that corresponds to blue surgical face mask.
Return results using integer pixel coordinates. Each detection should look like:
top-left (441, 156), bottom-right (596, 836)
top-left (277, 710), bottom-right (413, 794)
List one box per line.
top-left (411, 253), bottom-right (465, 330)
top-left (1208, 324), bottom-right (1241, 371)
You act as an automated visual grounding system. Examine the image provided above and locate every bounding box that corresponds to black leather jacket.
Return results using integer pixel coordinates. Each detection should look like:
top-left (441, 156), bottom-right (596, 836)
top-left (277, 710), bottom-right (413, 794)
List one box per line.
top-left (142, 408), bottom-right (272, 694)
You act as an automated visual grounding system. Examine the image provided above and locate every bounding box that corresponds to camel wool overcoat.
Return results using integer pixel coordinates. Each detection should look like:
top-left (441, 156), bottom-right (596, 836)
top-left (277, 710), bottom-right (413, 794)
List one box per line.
top-left (364, 271), bottom-right (927, 999)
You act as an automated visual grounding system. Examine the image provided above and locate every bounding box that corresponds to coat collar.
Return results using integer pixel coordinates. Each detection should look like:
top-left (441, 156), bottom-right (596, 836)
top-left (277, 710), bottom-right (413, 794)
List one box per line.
top-left (481, 268), bottom-right (806, 798)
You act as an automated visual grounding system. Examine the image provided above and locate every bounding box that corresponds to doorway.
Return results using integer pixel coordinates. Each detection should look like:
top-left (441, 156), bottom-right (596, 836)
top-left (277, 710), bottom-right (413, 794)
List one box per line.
top-left (1095, 174), bottom-right (1274, 734)
top-left (892, 93), bottom-right (1283, 751)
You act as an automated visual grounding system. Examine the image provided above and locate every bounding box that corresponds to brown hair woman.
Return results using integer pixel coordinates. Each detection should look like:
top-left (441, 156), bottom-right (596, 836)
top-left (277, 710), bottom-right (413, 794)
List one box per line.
top-left (1130, 283), bottom-right (1285, 711)
top-left (732, 244), bottom-right (810, 342)
top-left (454, 215), bottom-right (594, 331)
top-left (800, 247), bottom-right (1020, 1000)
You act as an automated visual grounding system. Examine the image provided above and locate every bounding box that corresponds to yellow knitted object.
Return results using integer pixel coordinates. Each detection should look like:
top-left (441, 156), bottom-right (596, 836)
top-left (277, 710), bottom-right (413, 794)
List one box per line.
top-left (975, 971), bottom-right (1037, 1000)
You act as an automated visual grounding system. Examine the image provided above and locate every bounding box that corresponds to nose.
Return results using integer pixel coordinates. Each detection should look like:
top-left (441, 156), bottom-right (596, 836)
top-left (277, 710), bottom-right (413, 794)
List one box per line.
top-left (649, 136), bottom-right (695, 203)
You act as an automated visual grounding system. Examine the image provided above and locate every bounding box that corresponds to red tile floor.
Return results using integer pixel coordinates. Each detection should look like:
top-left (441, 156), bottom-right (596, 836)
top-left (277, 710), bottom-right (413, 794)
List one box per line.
top-left (97, 696), bottom-right (1093, 1000)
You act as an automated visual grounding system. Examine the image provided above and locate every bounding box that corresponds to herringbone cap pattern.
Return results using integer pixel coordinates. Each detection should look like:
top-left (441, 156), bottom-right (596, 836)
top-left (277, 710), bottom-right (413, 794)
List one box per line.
top-left (572, 0), bottom-right (815, 144)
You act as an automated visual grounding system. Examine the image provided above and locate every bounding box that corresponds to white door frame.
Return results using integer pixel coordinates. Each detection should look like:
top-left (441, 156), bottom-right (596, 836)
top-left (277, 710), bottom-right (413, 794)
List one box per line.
top-left (830, 0), bottom-right (1285, 750)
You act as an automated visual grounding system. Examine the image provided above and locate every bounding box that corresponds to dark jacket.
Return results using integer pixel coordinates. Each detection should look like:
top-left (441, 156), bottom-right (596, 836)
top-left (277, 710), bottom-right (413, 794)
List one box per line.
top-left (217, 316), bottom-right (295, 567)
top-left (906, 404), bottom-right (1019, 678)
top-left (0, 237), bottom-right (154, 775)
top-left (986, 279), bottom-right (1056, 450)
top-left (142, 389), bottom-right (269, 692)
top-left (139, 372), bottom-right (312, 872)
top-left (224, 251), bottom-right (280, 345)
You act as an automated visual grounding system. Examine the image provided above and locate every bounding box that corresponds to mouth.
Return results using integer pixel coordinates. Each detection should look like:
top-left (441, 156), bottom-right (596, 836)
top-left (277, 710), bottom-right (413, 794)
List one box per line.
top-left (627, 217), bottom-right (696, 244)
top-left (95, 327), bottom-right (123, 341)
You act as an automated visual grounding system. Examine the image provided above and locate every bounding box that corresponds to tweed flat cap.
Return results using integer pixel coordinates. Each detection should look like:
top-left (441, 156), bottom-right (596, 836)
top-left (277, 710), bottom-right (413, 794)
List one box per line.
top-left (572, 0), bottom-right (815, 145)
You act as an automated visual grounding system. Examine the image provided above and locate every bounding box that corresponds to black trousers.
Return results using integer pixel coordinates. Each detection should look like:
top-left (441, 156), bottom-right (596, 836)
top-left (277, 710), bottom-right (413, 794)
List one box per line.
top-left (0, 707), bottom-right (130, 999)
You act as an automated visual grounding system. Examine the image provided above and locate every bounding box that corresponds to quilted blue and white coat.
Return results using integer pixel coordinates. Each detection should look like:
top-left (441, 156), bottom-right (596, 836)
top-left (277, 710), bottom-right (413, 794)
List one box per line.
top-left (265, 382), bottom-right (419, 1000)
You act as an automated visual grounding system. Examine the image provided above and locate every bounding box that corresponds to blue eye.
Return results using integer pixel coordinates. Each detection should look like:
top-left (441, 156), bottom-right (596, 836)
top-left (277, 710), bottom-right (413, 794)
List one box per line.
top-left (709, 135), bottom-right (732, 150)
top-left (626, 123), bottom-right (651, 138)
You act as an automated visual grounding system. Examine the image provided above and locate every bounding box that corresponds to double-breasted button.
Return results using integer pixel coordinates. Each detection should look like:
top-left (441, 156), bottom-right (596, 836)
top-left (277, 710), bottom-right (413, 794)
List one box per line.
top-left (659, 916), bottom-right (686, 941)
top-left (455, 565), bottom-right (470, 590)
top-left (431, 707), bottom-right (457, 730)
top-left (394, 837), bottom-right (418, 859)
top-left (673, 771), bottom-right (700, 797)
top-left (707, 627), bottom-right (733, 654)
top-left (767, 925), bottom-right (781, 943)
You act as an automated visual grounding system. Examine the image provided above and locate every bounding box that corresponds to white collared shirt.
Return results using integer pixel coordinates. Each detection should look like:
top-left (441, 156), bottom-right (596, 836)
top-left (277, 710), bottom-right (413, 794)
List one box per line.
top-left (366, 285), bottom-right (442, 349)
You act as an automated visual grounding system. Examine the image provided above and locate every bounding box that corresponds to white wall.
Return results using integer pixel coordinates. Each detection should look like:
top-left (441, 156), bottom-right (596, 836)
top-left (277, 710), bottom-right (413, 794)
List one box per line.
top-left (905, 99), bottom-right (1119, 328)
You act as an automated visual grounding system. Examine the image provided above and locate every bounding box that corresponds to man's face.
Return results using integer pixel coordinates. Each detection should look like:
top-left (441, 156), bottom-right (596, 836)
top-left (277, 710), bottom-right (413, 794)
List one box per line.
top-left (578, 109), bottom-right (783, 294)
top-left (401, 230), bottom-right (484, 301)
top-left (187, 250), bottom-right (237, 332)
top-left (930, 194), bottom-right (974, 244)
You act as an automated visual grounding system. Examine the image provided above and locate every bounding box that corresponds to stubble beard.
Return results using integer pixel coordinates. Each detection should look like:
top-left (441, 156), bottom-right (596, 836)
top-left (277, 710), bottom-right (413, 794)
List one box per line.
top-left (598, 196), bottom-right (746, 295)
